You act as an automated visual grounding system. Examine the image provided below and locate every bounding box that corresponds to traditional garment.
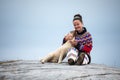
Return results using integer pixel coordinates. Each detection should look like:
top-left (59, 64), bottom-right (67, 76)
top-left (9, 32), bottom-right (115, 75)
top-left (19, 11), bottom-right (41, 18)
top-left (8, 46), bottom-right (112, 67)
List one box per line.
top-left (63, 27), bottom-right (93, 64)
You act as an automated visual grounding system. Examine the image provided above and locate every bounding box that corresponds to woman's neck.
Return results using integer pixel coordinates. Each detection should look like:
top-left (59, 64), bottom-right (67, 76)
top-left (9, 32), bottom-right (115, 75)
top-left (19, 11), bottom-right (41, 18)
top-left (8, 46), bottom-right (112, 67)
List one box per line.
top-left (77, 28), bottom-right (83, 33)
top-left (76, 27), bottom-right (86, 35)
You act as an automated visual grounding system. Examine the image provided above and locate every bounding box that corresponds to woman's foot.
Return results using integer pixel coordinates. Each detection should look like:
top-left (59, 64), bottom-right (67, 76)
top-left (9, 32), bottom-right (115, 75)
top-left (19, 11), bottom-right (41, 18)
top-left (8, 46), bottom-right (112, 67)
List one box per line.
top-left (68, 58), bottom-right (75, 65)
top-left (76, 53), bottom-right (85, 65)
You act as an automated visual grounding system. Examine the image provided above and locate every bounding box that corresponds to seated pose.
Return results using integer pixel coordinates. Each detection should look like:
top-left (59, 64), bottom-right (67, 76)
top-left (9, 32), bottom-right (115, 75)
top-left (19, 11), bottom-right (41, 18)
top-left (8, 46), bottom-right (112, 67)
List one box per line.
top-left (63, 14), bottom-right (93, 65)
top-left (40, 32), bottom-right (76, 64)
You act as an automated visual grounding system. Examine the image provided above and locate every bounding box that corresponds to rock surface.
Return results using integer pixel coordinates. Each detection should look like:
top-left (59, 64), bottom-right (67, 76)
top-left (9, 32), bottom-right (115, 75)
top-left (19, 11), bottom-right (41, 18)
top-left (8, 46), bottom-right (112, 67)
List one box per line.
top-left (0, 60), bottom-right (120, 80)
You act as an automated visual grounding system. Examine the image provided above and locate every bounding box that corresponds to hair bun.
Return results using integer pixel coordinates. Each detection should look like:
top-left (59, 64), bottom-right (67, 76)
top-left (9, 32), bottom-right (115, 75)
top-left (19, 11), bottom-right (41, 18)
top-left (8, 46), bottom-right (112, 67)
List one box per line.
top-left (74, 14), bottom-right (82, 19)
top-left (73, 14), bottom-right (83, 23)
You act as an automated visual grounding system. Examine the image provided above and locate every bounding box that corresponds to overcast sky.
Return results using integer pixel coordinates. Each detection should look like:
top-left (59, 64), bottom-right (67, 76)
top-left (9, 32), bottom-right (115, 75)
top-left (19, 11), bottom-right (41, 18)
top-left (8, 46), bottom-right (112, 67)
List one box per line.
top-left (0, 0), bottom-right (120, 67)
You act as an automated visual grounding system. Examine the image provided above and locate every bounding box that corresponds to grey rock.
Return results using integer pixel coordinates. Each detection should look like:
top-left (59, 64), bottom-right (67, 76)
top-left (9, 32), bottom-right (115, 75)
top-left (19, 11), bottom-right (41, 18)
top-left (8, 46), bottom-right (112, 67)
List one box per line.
top-left (0, 60), bottom-right (120, 80)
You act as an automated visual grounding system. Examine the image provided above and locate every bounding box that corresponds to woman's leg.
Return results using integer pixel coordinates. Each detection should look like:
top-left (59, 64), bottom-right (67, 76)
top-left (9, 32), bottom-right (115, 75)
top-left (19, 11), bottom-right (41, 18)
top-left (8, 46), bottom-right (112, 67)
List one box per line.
top-left (76, 52), bottom-right (85, 65)
top-left (67, 47), bottom-right (78, 65)
top-left (76, 52), bottom-right (91, 65)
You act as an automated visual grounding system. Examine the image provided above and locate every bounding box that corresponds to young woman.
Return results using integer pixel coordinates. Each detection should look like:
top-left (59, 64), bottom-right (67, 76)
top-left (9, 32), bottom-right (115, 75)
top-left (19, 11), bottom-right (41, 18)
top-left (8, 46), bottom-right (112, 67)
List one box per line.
top-left (63, 14), bottom-right (93, 65)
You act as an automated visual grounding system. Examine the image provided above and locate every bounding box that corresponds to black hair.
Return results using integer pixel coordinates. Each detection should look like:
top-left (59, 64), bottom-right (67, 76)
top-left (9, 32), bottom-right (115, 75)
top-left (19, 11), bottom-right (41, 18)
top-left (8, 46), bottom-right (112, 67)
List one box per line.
top-left (73, 14), bottom-right (83, 23)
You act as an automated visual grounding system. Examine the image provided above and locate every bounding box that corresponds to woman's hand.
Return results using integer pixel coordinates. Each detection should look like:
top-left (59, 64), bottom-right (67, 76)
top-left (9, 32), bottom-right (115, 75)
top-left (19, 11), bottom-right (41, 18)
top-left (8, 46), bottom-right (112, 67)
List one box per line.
top-left (64, 33), bottom-right (73, 41)
top-left (70, 39), bottom-right (78, 46)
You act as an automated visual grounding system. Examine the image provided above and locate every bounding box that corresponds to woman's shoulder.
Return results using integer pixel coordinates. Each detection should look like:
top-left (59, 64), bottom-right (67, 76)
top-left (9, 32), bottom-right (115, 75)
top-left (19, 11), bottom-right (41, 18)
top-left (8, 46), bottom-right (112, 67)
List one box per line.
top-left (83, 32), bottom-right (92, 37)
top-left (85, 31), bottom-right (91, 35)
top-left (76, 31), bottom-right (92, 38)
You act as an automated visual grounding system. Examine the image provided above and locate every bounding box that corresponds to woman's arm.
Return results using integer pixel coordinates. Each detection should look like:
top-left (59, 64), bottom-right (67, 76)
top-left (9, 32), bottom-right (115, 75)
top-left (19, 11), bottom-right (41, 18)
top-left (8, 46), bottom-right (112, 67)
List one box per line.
top-left (62, 32), bottom-right (74, 45)
top-left (62, 38), bottom-right (66, 44)
top-left (76, 32), bottom-right (93, 54)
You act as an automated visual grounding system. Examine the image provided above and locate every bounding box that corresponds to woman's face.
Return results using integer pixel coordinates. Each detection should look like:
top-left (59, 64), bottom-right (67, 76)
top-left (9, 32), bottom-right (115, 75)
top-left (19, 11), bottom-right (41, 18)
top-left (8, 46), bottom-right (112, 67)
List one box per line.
top-left (73, 20), bottom-right (83, 32)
